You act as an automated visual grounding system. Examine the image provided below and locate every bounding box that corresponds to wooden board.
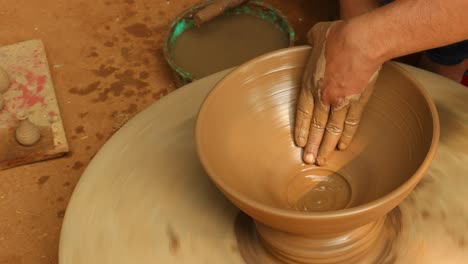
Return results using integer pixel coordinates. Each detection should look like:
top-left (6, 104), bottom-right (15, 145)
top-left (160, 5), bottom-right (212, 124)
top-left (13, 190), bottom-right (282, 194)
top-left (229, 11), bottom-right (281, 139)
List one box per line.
top-left (0, 40), bottom-right (68, 170)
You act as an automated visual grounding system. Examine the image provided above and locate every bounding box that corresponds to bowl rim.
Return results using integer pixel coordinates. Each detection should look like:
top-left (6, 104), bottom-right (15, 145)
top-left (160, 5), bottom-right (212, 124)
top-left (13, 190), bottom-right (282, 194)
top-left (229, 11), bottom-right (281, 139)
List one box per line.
top-left (195, 45), bottom-right (440, 220)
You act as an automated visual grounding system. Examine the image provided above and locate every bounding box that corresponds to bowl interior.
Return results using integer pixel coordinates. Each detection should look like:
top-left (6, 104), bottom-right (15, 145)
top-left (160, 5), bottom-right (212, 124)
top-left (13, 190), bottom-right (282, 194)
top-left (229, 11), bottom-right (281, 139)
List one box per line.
top-left (196, 47), bottom-right (436, 214)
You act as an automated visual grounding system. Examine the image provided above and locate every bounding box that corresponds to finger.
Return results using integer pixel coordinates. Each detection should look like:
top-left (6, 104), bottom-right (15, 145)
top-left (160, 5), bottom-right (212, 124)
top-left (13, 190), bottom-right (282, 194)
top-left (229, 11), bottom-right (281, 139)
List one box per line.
top-left (338, 76), bottom-right (378, 150)
top-left (303, 101), bottom-right (330, 164)
top-left (294, 50), bottom-right (317, 148)
top-left (316, 105), bottom-right (349, 166)
top-left (294, 83), bottom-right (314, 148)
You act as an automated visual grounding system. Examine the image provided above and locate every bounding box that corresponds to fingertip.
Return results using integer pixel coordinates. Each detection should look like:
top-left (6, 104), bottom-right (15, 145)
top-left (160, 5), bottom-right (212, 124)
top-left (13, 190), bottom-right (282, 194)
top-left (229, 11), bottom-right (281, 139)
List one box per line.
top-left (296, 137), bottom-right (306, 148)
top-left (303, 152), bottom-right (315, 164)
top-left (316, 156), bottom-right (327, 166)
top-left (338, 142), bottom-right (347, 150)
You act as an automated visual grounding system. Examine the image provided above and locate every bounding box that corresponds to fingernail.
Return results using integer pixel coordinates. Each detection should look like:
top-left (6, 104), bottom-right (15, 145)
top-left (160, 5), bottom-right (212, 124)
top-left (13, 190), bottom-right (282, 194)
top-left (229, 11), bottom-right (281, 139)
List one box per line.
top-left (338, 142), bottom-right (347, 150)
top-left (304, 152), bottom-right (315, 164)
top-left (316, 156), bottom-right (327, 166)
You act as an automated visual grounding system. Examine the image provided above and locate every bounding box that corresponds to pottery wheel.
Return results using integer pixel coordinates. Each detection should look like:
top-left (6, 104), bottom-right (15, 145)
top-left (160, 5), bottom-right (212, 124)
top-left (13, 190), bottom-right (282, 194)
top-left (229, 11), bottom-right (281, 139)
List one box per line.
top-left (59, 64), bottom-right (468, 264)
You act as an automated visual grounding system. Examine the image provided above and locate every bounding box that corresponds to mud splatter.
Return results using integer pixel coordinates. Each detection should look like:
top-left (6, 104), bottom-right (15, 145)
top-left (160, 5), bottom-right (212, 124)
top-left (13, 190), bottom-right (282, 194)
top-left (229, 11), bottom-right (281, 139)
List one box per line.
top-left (121, 47), bottom-right (130, 58)
top-left (88, 51), bottom-right (99, 57)
top-left (125, 23), bottom-right (152, 38)
top-left (104, 41), bottom-right (114, 47)
top-left (37, 175), bottom-right (50, 185)
top-left (74, 126), bottom-right (85, 134)
top-left (123, 90), bottom-right (135, 97)
top-left (94, 70), bottom-right (148, 102)
top-left (123, 103), bottom-right (138, 114)
top-left (69, 81), bottom-right (101, 95)
top-left (79, 112), bottom-right (89, 118)
top-left (96, 133), bottom-right (104, 140)
top-left (139, 71), bottom-right (149, 79)
top-left (92, 65), bottom-right (118, 77)
top-left (57, 210), bottom-right (66, 218)
top-left (72, 161), bottom-right (84, 170)
top-left (125, 9), bottom-right (137, 18)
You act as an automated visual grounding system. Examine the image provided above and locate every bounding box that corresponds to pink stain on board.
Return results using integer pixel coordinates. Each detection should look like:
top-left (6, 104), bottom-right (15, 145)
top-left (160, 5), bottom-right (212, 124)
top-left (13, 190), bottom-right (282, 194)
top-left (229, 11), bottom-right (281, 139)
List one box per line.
top-left (12, 71), bottom-right (47, 108)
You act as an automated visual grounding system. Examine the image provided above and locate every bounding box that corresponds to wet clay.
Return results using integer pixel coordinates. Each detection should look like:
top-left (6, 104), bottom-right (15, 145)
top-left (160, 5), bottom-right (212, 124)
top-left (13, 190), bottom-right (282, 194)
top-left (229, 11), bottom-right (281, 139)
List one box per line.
top-left (196, 47), bottom-right (439, 263)
top-left (235, 211), bottom-right (401, 264)
top-left (194, 0), bottom-right (247, 26)
top-left (60, 61), bottom-right (467, 264)
top-left (171, 14), bottom-right (289, 79)
top-left (287, 168), bottom-right (351, 212)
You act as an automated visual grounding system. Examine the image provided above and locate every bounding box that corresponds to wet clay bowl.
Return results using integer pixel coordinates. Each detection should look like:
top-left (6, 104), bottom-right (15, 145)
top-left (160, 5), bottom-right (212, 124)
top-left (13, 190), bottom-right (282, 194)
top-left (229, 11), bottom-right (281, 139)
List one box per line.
top-left (195, 46), bottom-right (439, 263)
top-left (163, 0), bottom-right (295, 87)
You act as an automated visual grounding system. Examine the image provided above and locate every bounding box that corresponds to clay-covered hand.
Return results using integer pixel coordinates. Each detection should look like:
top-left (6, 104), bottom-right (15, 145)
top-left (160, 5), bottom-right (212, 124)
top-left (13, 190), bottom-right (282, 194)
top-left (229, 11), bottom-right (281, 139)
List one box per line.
top-left (294, 21), bottom-right (381, 165)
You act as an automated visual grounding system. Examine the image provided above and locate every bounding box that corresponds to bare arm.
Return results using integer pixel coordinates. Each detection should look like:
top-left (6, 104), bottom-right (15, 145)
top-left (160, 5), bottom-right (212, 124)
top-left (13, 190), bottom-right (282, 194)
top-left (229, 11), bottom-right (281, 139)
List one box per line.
top-left (339, 0), bottom-right (381, 19)
top-left (350, 0), bottom-right (468, 68)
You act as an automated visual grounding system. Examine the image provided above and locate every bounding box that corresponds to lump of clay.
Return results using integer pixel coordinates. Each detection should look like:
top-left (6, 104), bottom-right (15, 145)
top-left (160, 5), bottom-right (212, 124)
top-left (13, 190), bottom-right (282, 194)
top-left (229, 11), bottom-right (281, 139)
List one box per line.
top-left (0, 67), bottom-right (11, 94)
top-left (15, 111), bottom-right (41, 146)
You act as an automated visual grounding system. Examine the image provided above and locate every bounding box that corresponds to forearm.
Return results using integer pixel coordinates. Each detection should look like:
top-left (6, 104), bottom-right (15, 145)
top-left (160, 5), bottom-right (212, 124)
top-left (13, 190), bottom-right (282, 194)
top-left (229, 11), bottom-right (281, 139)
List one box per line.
top-left (347, 0), bottom-right (468, 63)
top-left (339, 0), bottom-right (380, 19)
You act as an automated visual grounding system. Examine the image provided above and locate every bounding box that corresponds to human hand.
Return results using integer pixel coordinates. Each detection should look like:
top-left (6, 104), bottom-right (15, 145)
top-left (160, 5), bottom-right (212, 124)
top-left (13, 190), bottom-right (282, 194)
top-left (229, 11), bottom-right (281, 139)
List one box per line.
top-left (294, 21), bottom-right (382, 165)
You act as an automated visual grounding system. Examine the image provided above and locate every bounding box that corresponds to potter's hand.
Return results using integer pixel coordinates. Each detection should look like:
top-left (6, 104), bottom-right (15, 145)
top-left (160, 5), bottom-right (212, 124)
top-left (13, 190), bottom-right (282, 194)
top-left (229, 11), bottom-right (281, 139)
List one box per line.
top-left (294, 21), bottom-right (381, 165)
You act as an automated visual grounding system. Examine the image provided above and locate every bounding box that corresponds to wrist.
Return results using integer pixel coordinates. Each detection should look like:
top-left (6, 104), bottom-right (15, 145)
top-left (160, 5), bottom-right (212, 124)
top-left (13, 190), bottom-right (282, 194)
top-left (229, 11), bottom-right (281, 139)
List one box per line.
top-left (341, 18), bottom-right (392, 65)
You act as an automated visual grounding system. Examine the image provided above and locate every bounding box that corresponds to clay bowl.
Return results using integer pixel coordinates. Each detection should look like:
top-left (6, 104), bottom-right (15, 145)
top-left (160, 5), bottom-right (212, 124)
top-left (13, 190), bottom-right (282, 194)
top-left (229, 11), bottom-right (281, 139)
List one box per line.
top-left (196, 46), bottom-right (439, 263)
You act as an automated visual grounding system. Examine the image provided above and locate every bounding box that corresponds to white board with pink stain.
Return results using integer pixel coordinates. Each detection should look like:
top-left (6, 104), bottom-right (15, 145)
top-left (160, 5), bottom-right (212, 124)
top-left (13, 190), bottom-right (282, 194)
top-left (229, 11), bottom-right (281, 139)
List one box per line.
top-left (0, 39), bottom-right (68, 170)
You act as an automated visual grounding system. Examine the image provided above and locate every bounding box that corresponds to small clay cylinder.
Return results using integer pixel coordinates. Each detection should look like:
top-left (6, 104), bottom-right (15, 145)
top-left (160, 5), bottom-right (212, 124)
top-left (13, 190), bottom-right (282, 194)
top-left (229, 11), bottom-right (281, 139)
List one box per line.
top-left (194, 0), bottom-right (247, 26)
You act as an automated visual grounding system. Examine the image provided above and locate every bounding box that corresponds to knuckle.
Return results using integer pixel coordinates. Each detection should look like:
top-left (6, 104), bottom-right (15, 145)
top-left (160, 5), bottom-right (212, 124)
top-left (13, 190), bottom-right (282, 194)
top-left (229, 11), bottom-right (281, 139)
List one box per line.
top-left (325, 124), bottom-right (342, 134)
top-left (344, 118), bottom-right (360, 126)
top-left (305, 143), bottom-right (319, 153)
top-left (296, 105), bottom-right (312, 117)
top-left (341, 132), bottom-right (353, 139)
top-left (311, 117), bottom-right (326, 130)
